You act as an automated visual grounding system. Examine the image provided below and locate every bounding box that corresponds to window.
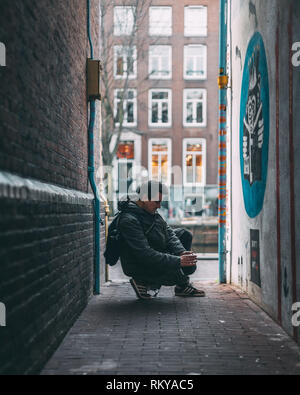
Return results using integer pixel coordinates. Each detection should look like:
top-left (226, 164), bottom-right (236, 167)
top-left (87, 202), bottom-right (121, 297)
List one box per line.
top-left (114, 6), bottom-right (135, 36)
top-left (149, 90), bottom-right (172, 127)
top-left (149, 46), bottom-right (172, 79)
top-left (149, 7), bottom-right (172, 36)
top-left (117, 141), bottom-right (135, 196)
top-left (184, 45), bottom-right (207, 79)
top-left (114, 46), bottom-right (137, 79)
top-left (114, 89), bottom-right (137, 127)
top-left (148, 139), bottom-right (171, 185)
top-left (183, 139), bottom-right (206, 186)
top-left (184, 6), bottom-right (207, 36)
top-left (183, 89), bottom-right (207, 127)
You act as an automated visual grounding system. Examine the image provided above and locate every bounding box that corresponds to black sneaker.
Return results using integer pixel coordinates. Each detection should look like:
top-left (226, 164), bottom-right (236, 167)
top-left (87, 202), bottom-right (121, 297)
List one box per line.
top-left (175, 284), bottom-right (206, 297)
top-left (130, 279), bottom-right (152, 300)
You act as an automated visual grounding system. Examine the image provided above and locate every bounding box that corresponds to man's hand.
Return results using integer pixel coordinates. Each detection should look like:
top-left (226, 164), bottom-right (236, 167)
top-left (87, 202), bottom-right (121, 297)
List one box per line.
top-left (180, 251), bottom-right (197, 267)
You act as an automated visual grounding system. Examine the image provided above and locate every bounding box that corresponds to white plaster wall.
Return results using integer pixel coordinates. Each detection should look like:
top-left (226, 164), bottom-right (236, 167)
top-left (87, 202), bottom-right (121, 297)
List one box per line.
top-left (228, 0), bottom-right (300, 341)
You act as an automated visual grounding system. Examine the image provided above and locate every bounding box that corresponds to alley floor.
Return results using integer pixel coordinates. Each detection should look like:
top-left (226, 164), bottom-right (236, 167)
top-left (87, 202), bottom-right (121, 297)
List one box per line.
top-left (41, 280), bottom-right (300, 375)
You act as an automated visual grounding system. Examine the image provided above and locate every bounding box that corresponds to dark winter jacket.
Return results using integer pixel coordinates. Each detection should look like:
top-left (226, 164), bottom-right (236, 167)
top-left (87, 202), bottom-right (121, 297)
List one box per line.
top-left (118, 198), bottom-right (186, 279)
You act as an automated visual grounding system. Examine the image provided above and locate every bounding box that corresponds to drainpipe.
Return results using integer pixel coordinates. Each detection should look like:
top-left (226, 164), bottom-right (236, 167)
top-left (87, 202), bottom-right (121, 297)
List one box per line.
top-left (87, 0), bottom-right (102, 294)
top-left (218, 0), bottom-right (228, 283)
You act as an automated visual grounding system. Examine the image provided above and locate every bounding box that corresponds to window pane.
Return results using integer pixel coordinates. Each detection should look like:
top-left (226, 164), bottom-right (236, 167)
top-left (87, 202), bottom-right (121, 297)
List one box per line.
top-left (196, 102), bottom-right (203, 123)
top-left (186, 103), bottom-right (193, 123)
top-left (152, 154), bottom-right (159, 179)
top-left (152, 143), bottom-right (167, 152)
top-left (114, 7), bottom-right (135, 35)
top-left (117, 57), bottom-right (123, 75)
top-left (116, 102), bottom-right (123, 123)
top-left (187, 143), bottom-right (202, 152)
top-left (195, 155), bottom-right (203, 183)
top-left (127, 90), bottom-right (134, 100)
top-left (150, 7), bottom-right (172, 35)
top-left (162, 102), bottom-right (168, 123)
top-left (161, 154), bottom-right (168, 183)
top-left (152, 91), bottom-right (168, 100)
top-left (186, 154), bottom-right (193, 183)
top-left (185, 7), bottom-right (207, 36)
top-left (127, 102), bottom-right (134, 123)
top-left (152, 103), bottom-right (158, 123)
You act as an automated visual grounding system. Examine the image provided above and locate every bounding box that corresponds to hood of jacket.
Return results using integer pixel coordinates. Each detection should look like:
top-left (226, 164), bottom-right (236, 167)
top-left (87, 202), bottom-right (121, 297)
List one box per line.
top-left (117, 194), bottom-right (156, 221)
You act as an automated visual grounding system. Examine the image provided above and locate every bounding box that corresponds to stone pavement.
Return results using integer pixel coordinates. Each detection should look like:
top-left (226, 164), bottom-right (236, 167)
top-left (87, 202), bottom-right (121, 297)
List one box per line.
top-left (41, 282), bottom-right (300, 375)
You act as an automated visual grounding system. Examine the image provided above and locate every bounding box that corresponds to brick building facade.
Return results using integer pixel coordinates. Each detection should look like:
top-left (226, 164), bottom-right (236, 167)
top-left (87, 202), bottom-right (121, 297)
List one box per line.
top-left (104, 0), bottom-right (219, 216)
top-left (0, 0), bottom-right (105, 374)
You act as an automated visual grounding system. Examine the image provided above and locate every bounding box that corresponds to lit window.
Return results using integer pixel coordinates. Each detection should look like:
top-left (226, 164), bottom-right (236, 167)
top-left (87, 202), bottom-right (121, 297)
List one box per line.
top-left (114, 89), bottom-right (137, 127)
top-left (114, 6), bottom-right (136, 36)
top-left (148, 139), bottom-right (171, 185)
top-left (149, 46), bottom-right (172, 79)
top-left (149, 7), bottom-right (172, 36)
top-left (149, 90), bottom-right (172, 127)
top-left (184, 6), bottom-right (207, 37)
top-left (114, 46), bottom-right (137, 79)
top-left (183, 139), bottom-right (206, 186)
top-left (183, 89), bottom-right (207, 127)
top-left (184, 45), bottom-right (207, 79)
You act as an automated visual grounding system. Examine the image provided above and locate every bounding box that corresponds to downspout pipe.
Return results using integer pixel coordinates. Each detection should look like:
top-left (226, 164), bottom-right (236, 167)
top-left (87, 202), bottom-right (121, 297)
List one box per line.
top-left (218, 0), bottom-right (228, 283)
top-left (87, 0), bottom-right (102, 294)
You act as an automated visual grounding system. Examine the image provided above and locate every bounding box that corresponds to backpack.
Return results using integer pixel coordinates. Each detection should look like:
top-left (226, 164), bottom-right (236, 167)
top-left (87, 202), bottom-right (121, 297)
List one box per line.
top-left (104, 212), bottom-right (155, 266)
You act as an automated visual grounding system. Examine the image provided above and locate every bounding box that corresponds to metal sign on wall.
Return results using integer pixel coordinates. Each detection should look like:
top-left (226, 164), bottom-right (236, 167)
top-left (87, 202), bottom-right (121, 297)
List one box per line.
top-left (250, 229), bottom-right (261, 287)
top-left (240, 32), bottom-right (270, 218)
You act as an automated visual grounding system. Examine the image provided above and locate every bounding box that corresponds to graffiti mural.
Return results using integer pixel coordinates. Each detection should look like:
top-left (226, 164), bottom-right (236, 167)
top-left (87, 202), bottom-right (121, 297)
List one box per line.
top-left (240, 32), bottom-right (269, 218)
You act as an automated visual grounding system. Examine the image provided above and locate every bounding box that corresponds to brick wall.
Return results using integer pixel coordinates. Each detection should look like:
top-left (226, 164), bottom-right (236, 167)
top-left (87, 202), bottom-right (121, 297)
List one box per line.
top-left (0, 0), bottom-right (91, 192)
top-left (0, 0), bottom-right (104, 374)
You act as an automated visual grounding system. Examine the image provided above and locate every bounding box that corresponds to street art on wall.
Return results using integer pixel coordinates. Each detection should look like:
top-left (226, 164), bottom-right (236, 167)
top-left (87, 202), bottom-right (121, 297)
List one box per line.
top-left (240, 32), bottom-right (269, 218)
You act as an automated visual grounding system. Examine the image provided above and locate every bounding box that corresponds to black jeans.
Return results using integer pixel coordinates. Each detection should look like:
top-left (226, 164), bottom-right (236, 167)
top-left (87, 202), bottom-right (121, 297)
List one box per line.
top-left (136, 228), bottom-right (196, 289)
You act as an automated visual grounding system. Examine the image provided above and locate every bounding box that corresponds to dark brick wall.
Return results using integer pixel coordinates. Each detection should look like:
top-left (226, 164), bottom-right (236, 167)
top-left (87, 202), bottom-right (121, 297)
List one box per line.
top-left (0, 196), bottom-right (94, 374)
top-left (0, 0), bottom-right (104, 374)
top-left (0, 0), bottom-right (97, 192)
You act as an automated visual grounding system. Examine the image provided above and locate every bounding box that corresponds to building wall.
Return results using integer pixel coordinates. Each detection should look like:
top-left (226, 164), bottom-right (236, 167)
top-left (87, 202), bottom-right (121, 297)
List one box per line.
top-left (0, 0), bottom-right (105, 374)
top-left (139, 0), bottom-right (219, 186)
top-left (107, 0), bottom-right (219, 201)
top-left (228, 0), bottom-right (300, 343)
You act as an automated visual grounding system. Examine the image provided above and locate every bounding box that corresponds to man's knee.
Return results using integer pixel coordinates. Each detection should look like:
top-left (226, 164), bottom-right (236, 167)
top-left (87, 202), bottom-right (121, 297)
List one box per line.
top-left (175, 228), bottom-right (193, 251)
top-left (182, 264), bottom-right (197, 276)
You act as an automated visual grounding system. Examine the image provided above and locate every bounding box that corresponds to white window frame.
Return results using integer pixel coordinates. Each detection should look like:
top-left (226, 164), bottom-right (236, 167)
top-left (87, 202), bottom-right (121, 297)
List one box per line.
top-left (184, 6), bottom-right (207, 37)
top-left (184, 45), bottom-right (207, 80)
top-left (111, 132), bottom-right (142, 212)
top-left (183, 89), bottom-right (207, 127)
top-left (149, 6), bottom-right (172, 36)
top-left (148, 138), bottom-right (172, 186)
top-left (148, 89), bottom-right (172, 128)
top-left (149, 45), bottom-right (172, 80)
top-left (114, 89), bottom-right (137, 127)
top-left (114, 6), bottom-right (136, 36)
top-left (114, 46), bottom-right (137, 80)
top-left (183, 138), bottom-right (206, 187)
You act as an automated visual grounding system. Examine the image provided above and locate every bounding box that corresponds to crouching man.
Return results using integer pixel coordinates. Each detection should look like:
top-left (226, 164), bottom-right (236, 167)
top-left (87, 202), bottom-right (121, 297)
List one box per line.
top-left (118, 180), bottom-right (206, 300)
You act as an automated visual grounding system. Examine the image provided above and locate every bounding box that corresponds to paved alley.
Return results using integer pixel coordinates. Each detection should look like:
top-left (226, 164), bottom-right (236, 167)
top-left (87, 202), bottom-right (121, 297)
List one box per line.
top-left (42, 282), bottom-right (300, 375)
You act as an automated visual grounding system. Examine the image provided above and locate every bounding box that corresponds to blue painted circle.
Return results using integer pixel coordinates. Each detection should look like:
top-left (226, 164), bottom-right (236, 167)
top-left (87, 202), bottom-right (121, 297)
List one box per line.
top-left (240, 32), bottom-right (269, 218)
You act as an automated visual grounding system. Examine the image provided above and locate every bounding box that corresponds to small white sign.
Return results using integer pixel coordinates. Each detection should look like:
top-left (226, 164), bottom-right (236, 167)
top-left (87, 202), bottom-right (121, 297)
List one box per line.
top-left (0, 42), bottom-right (6, 67)
top-left (0, 302), bottom-right (6, 327)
